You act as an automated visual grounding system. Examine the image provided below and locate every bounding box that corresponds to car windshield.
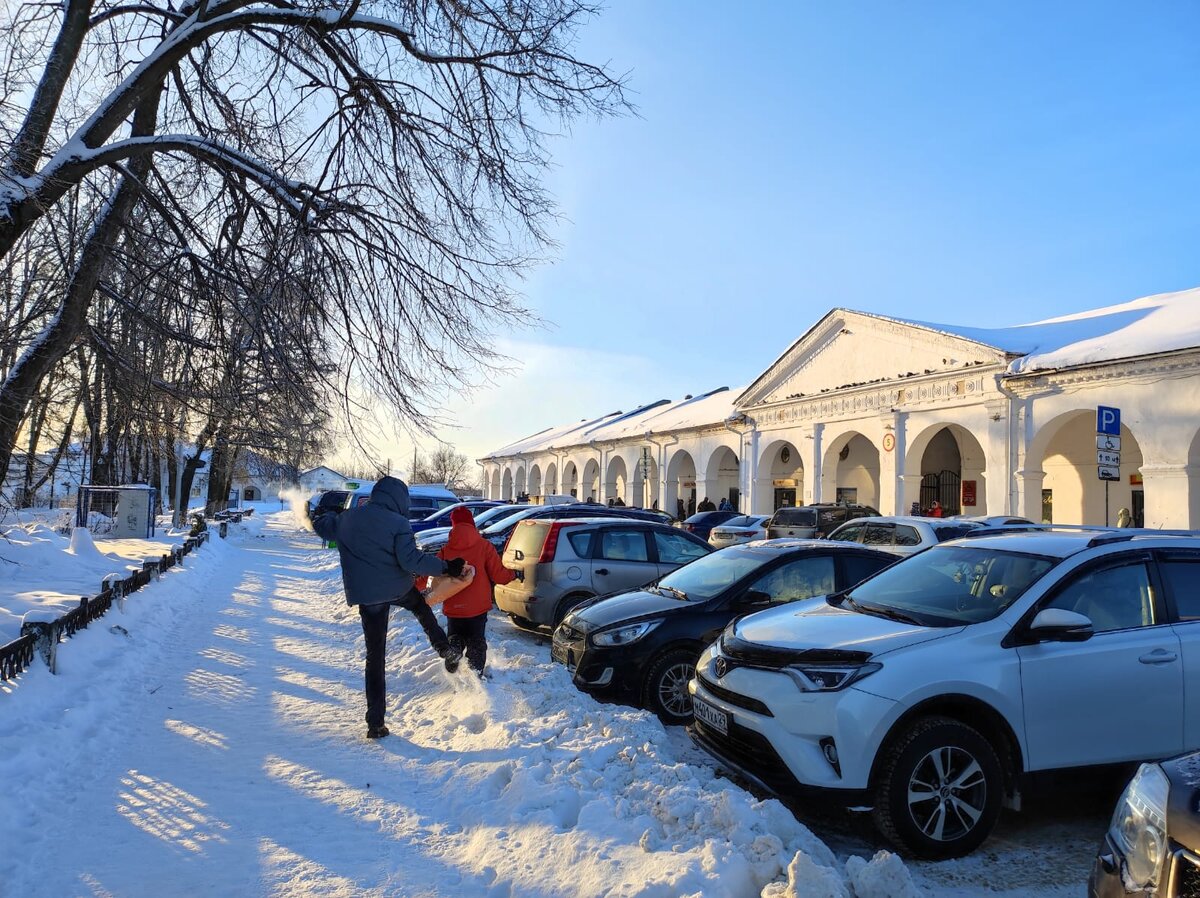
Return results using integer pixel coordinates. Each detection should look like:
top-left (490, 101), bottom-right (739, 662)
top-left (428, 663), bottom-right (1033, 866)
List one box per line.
top-left (773, 508), bottom-right (816, 526)
top-left (473, 505), bottom-right (525, 527)
top-left (843, 545), bottom-right (1056, 626)
top-left (722, 515), bottom-right (761, 528)
top-left (482, 508), bottom-right (537, 535)
top-left (655, 547), bottom-right (770, 602)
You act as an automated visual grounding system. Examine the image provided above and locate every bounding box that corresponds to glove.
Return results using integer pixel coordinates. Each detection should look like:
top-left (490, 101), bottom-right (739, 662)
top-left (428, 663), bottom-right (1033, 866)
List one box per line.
top-left (445, 557), bottom-right (466, 578)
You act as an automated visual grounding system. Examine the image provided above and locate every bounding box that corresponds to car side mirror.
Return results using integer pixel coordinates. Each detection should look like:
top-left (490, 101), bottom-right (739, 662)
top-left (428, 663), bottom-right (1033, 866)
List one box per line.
top-left (736, 589), bottom-right (772, 609)
top-left (1028, 608), bottom-right (1094, 643)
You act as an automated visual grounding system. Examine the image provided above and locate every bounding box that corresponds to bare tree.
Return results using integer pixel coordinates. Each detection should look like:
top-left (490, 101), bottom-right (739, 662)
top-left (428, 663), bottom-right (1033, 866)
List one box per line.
top-left (0, 0), bottom-right (628, 493)
top-left (412, 443), bottom-right (473, 490)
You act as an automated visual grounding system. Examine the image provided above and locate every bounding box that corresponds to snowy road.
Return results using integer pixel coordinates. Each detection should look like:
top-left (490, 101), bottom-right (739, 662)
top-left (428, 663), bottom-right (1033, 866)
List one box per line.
top-left (1, 512), bottom-right (1101, 897)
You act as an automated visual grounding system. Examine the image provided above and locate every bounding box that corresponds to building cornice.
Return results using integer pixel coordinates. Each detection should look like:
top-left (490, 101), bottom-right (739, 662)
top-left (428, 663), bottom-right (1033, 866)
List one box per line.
top-left (1002, 347), bottom-right (1200, 397)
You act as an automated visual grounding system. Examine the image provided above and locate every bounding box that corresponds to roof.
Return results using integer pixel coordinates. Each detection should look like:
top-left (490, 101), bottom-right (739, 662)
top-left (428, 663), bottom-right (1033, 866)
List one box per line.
top-left (301, 465), bottom-right (347, 478)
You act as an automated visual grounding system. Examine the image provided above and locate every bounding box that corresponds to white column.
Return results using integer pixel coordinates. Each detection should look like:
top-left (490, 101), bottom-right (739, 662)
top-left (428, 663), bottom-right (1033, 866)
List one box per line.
top-left (1140, 463), bottom-right (1194, 529)
top-left (805, 423), bottom-right (824, 505)
top-left (878, 412), bottom-right (902, 515)
top-left (1016, 469), bottom-right (1046, 523)
top-left (983, 400), bottom-right (1010, 516)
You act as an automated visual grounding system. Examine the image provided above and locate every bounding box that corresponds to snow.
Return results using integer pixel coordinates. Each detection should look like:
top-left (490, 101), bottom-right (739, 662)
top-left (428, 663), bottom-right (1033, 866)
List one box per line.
top-left (0, 509), bottom-right (1101, 896)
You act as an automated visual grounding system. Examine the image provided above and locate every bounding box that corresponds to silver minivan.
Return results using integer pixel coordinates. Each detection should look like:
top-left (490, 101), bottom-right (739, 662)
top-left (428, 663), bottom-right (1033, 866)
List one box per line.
top-left (494, 518), bottom-right (711, 628)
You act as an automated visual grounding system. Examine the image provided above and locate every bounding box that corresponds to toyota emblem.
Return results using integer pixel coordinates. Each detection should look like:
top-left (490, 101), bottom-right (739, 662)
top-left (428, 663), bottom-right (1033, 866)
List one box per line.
top-left (715, 657), bottom-right (728, 679)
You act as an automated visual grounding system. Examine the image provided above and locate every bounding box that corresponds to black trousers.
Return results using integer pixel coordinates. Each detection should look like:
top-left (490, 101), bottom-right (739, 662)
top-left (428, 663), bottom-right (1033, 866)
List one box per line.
top-left (447, 612), bottom-right (488, 673)
top-left (358, 595), bottom-right (449, 727)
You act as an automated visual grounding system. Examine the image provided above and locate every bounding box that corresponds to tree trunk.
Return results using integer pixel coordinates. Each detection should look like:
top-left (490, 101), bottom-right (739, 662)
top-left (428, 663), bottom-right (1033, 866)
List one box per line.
top-left (0, 86), bottom-right (162, 497)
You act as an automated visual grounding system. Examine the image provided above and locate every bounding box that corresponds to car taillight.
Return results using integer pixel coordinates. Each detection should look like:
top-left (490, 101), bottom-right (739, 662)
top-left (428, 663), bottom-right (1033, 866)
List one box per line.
top-left (538, 521), bottom-right (578, 563)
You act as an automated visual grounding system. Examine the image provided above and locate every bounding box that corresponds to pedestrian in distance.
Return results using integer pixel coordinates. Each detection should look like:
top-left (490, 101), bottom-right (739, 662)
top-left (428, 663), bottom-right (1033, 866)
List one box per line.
top-left (1117, 507), bottom-right (1133, 528)
top-left (688, 496), bottom-right (696, 516)
top-left (313, 476), bottom-right (466, 740)
top-left (423, 507), bottom-right (517, 677)
top-left (614, 496), bottom-right (625, 506)
top-left (718, 497), bottom-right (731, 511)
top-left (698, 497), bottom-right (716, 513)
top-left (929, 500), bottom-right (944, 518)
top-left (676, 498), bottom-right (686, 521)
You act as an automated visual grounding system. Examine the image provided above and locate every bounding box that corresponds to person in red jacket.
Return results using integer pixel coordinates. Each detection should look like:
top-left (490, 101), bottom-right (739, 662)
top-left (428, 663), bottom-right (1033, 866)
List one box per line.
top-left (435, 507), bottom-right (517, 676)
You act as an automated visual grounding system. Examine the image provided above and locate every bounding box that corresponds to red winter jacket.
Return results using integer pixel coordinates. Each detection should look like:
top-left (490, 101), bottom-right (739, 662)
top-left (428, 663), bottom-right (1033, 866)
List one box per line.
top-left (435, 519), bottom-right (516, 617)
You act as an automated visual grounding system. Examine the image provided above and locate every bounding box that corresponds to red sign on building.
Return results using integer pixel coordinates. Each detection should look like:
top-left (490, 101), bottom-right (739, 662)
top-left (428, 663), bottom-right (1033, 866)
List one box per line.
top-left (962, 480), bottom-right (977, 507)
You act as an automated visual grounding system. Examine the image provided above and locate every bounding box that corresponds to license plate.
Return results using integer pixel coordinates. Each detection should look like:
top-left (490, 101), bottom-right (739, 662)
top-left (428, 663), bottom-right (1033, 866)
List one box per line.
top-left (692, 694), bottom-right (728, 735)
top-left (551, 641), bottom-right (574, 670)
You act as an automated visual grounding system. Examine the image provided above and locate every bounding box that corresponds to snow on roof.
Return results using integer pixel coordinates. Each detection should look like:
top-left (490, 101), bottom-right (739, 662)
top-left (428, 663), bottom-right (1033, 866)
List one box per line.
top-left (484, 388), bottom-right (742, 458)
top-left (886, 287), bottom-right (1200, 374)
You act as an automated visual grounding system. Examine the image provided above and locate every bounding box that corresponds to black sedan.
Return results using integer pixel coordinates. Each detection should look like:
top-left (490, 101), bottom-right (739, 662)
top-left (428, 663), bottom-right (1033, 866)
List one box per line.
top-left (678, 510), bottom-right (741, 541)
top-left (551, 540), bottom-right (896, 724)
top-left (1090, 751), bottom-right (1200, 898)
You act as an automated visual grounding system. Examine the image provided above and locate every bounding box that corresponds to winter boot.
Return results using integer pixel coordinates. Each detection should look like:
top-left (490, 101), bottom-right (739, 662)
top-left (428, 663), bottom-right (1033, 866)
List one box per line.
top-left (366, 724), bottom-right (390, 739)
top-left (441, 643), bottom-right (463, 673)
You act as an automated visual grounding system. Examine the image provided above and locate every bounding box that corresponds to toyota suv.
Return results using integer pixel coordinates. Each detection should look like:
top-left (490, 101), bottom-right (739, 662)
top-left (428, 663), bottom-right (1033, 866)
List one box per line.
top-left (688, 528), bottom-right (1200, 859)
top-left (495, 518), bottom-right (711, 629)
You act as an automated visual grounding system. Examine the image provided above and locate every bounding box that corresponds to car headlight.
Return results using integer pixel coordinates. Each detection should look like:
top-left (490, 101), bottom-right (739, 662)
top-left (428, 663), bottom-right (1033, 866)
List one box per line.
top-left (786, 662), bottom-right (882, 692)
top-left (591, 619), bottom-right (661, 647)
top-left (1110, 763), bottom-right (1169, 889)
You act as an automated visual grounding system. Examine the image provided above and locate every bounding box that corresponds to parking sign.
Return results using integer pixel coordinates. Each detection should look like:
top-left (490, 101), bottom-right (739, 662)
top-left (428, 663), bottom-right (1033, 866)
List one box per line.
top-left (1097, 406), bottom-right (1121, 436)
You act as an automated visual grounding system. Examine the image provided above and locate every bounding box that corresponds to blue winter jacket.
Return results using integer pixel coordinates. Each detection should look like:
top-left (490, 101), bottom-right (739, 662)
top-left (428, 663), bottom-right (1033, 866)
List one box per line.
top-left (313, 477), bottom-right (448, 607)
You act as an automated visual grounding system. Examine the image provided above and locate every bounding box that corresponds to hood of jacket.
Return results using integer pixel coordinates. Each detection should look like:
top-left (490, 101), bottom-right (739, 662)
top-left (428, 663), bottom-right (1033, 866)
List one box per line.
top-left (443, 519), bottom-right (482, 553)
top-left (371, 477), bottom-right (410, 516)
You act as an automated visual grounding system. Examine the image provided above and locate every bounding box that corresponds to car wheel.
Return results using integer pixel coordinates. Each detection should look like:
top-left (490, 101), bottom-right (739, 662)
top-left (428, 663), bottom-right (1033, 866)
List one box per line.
top-left (642, 648), bottom-right (697, 725)
top-left (872, 716), bottom-right (1004, 859)
top-left (552, 593), bottom-right (592, 627)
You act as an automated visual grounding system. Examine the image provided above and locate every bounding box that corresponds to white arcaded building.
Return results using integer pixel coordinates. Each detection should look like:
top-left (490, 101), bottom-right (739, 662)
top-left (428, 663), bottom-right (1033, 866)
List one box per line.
top-left (480, 288), bottom-right (1200, 528)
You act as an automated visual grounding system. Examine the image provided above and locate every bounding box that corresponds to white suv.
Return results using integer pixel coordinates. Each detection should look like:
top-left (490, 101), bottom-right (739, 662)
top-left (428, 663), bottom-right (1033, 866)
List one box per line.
top-left (825, 515), bottom-right (983, 556)
top-left (688, 529), bottom-right (1200, 859)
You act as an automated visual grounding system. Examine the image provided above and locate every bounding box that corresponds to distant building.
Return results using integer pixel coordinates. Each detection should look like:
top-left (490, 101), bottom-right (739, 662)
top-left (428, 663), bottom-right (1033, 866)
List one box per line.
top-left (298, 466), bottom-right (349, 495)
top-left (481, 288), bottom-right (1200, 529)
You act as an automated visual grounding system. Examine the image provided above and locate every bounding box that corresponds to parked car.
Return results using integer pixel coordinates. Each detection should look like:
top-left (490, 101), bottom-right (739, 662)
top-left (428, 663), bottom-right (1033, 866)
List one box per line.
top-left (708, 514), bottom-right (772, 548)
top-left (477, 504), bottom-right (674, 555)
top-left (416, 503), bottom-right (533, 549)
top-left (410, 500), bottom-right (502, 533)
top-left (679, 510), bottom-right (741, 540)
top-left (496, 518), bottom-right (711, 629)
top-left (553, 540), bottom-right (896, 724)
top-left (688, 528), bottom-right (1200, 859)
top-left (826, 515), bottom-right (984, 556)
top-left (765, 503), bottom-right (878, 540)
top-left (309, 489), bottom-right (351, 520)
top-left (957, 514), bottom-right (1037, 527)
top-left (1088, 751), bottom-right (1200, 898)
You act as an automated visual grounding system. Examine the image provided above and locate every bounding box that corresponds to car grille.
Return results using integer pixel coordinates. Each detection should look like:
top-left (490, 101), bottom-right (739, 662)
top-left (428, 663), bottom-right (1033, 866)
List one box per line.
top-left (697, 670), bottom-right (774, 717)
top-left (1173, 848), bottom-right (1200, 898)
top-left (692, 716), bottom-right (798, 797)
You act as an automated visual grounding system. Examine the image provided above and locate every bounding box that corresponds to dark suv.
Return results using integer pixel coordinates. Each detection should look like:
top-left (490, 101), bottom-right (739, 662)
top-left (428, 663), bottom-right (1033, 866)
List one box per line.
top-left (766, 503), bottom-right (878, 540)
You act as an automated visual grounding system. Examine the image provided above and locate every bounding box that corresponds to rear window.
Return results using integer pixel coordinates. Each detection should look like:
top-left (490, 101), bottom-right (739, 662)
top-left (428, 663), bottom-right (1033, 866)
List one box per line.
top-left (773, 508), bottom-right (816, 526)
top-left (318, 491), bottom-right (349, 509)
top-left (933, 524), bottom-right (980, 542)
top-left (894, 525), bottom-right (922, 546)
top-left (507, 521), bottom-right (551, 560)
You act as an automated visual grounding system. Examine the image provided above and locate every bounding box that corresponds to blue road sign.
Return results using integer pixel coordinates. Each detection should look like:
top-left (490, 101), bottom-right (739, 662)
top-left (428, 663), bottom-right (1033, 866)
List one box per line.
top-left (1097, 406), bottom-right (1121, 436)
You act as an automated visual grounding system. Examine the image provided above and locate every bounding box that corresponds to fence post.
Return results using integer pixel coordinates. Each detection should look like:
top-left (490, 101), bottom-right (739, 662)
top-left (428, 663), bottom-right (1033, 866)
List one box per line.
top-left (219, 521), bottom-right (228, 539)
top-left (78, 595), bottom-right (90, 628)
top-left (142, 560), bottom-right (160, 581)
top-left (102, 573), bottom-right (125, 611)
top-left (20, 621), bottom-right (58, 674)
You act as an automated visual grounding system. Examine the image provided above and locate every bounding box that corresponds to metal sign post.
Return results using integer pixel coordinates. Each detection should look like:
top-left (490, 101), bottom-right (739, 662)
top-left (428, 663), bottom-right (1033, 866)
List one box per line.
top-left (1096, 407), bottom-right (1121, 526)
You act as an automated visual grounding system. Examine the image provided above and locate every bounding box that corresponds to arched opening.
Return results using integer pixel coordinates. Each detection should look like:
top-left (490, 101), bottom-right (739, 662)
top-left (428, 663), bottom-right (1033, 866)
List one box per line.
top-left (489, 468), bottom-right (501, 500)
top-left (528, 464), bottom-right (543, 499)
top-left (906, 424), bottom-right (988, 516)
top-left (562, 461), bottom-right (579, 499)
top-left (605, 456), bottom-right (629, 505)
top-left (582, 458), bottom-right (601, 503)
top-left (243, 486), bottom-right (259, 501)
top-left (1030, 411), bottom-right (1144, 526)
top-left (755, 440), bottom-right (804, 514)
top-left (501, 469), bottom-right (513, 501)
top-left (632, 450), bottom-right (660, 510)
top-left (823, 432), bottom-right (880, 510)
top-left (666, 450), bottom-right (697, 519)
top-left (514, 466), bottom-right (527, 500)
top-left (705, 446), bottom-right (741, 511)
top-left (545, 462), bottom-right (559, 497)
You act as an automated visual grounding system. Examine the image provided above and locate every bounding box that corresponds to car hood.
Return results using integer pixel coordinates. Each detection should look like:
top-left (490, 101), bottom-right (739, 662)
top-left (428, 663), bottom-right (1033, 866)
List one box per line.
top-left (729, 599), bottom-right (957, 660)
top-left (570, 588), bottom-right (693, 631)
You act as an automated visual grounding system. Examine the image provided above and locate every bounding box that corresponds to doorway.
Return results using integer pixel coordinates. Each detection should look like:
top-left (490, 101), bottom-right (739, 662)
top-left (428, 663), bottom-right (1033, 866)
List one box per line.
top-left (774, 487), bottom-right (796, 509)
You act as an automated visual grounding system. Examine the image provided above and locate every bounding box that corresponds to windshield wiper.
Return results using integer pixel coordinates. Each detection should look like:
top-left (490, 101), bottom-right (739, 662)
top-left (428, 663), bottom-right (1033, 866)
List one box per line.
top-left (657, 585), bottom-right (688, 601)
top-left (854, 602), bottom-right (925, 626)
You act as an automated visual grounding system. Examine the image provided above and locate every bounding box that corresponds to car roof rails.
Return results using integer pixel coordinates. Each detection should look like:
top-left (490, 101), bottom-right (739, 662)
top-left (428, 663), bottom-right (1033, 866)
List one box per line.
top-left (1085, 529), bottom-right (1200, 548)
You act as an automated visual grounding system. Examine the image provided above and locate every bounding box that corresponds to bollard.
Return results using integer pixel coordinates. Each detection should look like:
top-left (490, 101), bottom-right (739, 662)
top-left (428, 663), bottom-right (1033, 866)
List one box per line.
top-left (161, 553), bottom-right (172, 571)
top-left (78, 595), bottom-right (90, 629)
top-left (20, 621), bottom-right (58, 673)
top-left (219, 521), bottom-right (228, 539)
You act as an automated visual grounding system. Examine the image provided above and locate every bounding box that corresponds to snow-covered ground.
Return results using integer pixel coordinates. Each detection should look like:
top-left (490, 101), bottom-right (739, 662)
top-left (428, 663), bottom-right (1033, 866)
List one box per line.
top-left (0, 511), bottom-right (1102, 897)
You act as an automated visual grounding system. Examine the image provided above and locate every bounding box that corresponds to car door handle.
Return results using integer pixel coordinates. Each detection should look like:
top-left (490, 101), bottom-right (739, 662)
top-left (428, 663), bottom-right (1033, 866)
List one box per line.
top-left (595, 568), bottom-right (608, 576)
top-left (1139, 649), bottom-right (1179, 665)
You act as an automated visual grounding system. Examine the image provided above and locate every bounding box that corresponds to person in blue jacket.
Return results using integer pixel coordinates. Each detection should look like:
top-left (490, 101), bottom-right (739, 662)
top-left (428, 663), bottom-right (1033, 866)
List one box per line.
top-left (314, 476), bottom-right (465, 739)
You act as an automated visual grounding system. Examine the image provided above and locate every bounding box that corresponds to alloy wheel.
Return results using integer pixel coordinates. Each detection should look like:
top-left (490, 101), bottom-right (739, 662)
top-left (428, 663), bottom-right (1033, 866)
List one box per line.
top-left (905, 745), bottom-right (987, 842)
top-left (656, 661), bottom-right (695, 717)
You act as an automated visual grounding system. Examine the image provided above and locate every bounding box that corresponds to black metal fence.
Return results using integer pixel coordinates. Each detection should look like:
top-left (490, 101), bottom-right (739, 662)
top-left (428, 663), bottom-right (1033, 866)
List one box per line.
top-left (0, 518), bottom-right (230, 683)
top-left (920, 470), bottom-right (962, 516)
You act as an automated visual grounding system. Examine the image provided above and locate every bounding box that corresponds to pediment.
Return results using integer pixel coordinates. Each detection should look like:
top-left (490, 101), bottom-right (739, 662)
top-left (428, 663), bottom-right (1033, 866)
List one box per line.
top-left (737, 310), bottom-right (1010, 409)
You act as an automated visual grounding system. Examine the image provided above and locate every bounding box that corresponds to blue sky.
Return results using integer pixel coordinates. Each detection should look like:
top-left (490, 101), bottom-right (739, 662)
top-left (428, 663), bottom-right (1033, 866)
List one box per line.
top-left (357, 1), bottom-right (1200, 475)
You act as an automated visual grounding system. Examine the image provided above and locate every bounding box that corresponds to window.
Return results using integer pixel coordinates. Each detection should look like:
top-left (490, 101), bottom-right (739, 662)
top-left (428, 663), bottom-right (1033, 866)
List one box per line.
top-left (654, 531), bottom-right (710, 565)
top-left (864, 524), bottom-right (893, 547)
top-left (773, 508), bottom-right (816, 527)
top-left (817, 508), bottom-right (848, 528)
top-left (747, 555), bottom-right (836, 604)
top-left (1158, 557), bottom-right (1200, 621)
top-left (894, 525), bottom-right (922, 546)
top-left (567, 530), bottom-right (594, 558)
top-left (933, 524), bottom-right (979, 542)
top-left (842, 553), bottom-right (893, 586)
top-left (1043, 562), bottom-right (1157, 632)
top-left (832, 523), bottom-right (865, 543)
top-left (597, 529), bottom-right (650, 562)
